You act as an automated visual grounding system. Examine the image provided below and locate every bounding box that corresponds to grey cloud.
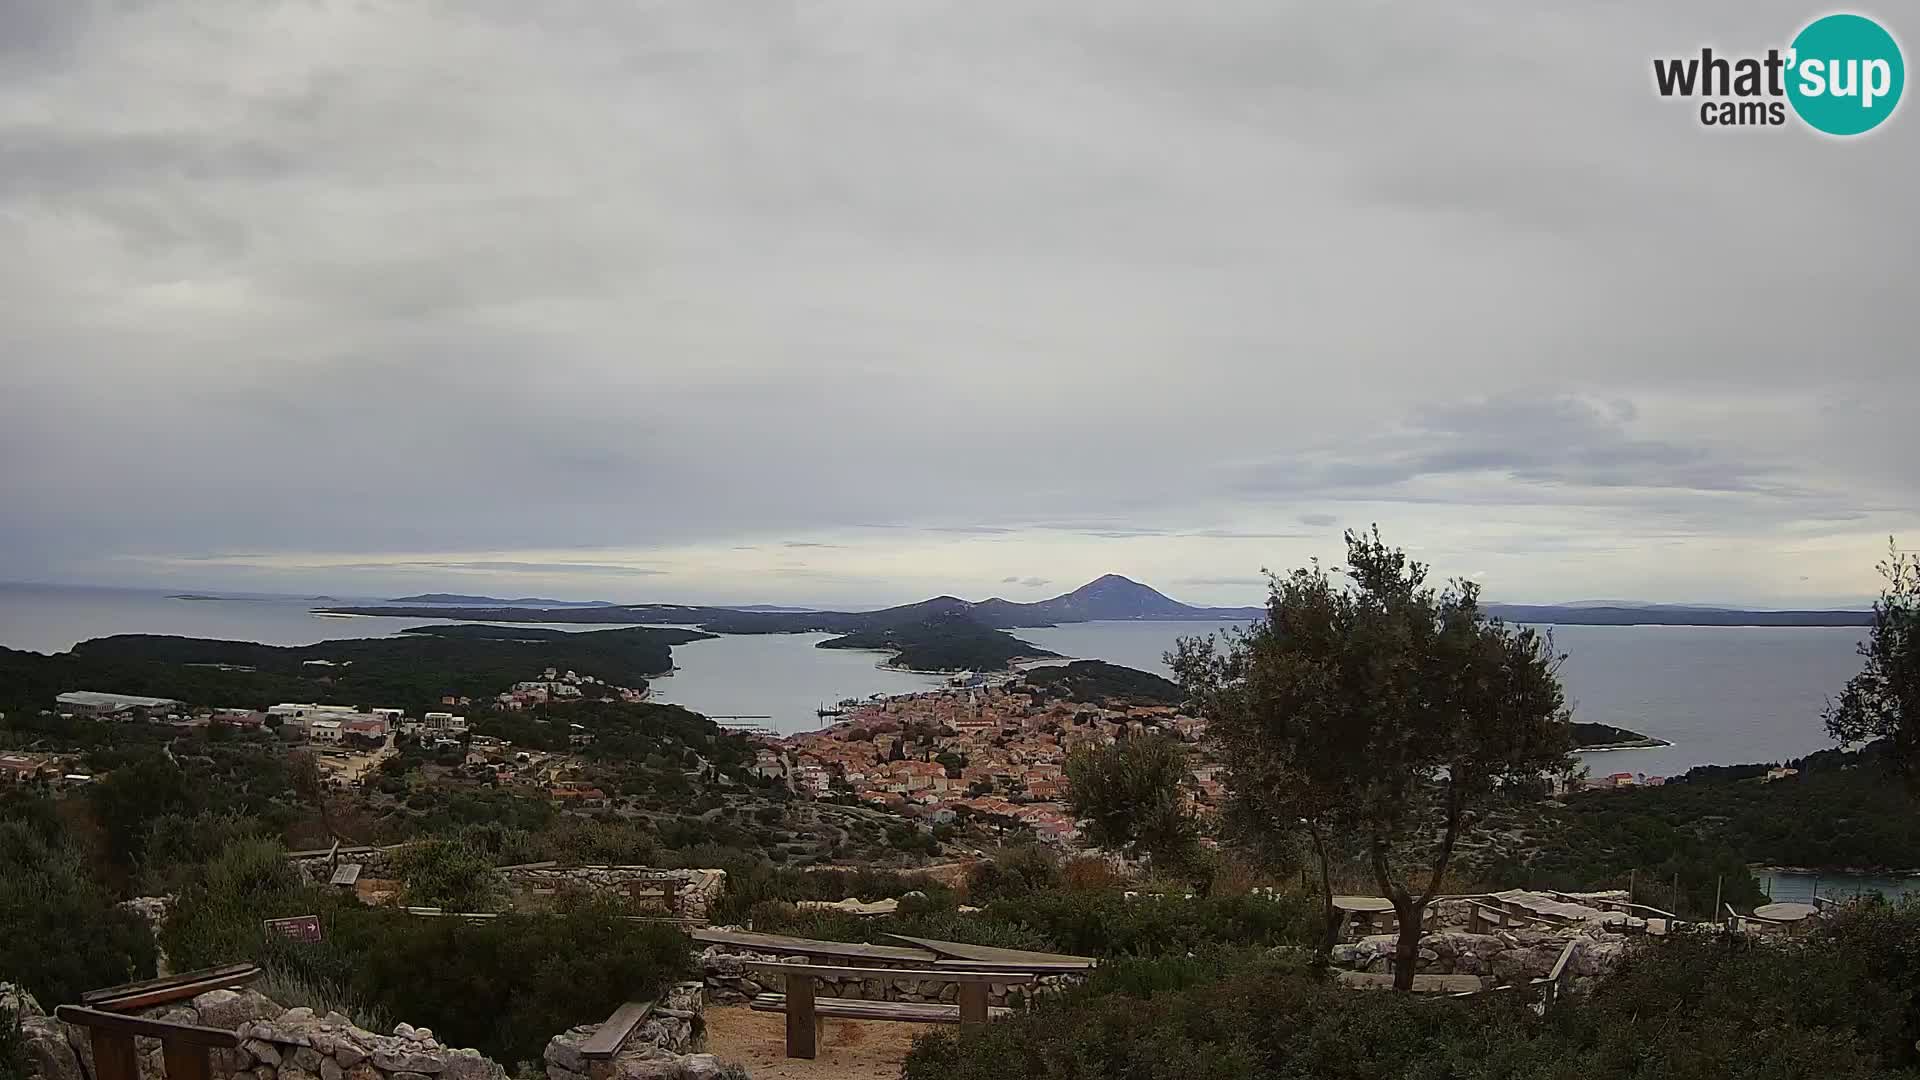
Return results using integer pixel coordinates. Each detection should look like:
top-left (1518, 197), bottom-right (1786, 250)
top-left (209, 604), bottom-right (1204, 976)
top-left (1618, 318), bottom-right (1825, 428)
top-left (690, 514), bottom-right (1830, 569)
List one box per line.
top-left (0, 1), bottom-right (1912, 607)
top-left (1242, 394), bottom-right (1812, 506)
top-left (1000, 576), bottom-right (1052, 588)
top-left (1173, 575), bottom-right (1270, 588)
top-left (299, 560), bottom-right (666, 576)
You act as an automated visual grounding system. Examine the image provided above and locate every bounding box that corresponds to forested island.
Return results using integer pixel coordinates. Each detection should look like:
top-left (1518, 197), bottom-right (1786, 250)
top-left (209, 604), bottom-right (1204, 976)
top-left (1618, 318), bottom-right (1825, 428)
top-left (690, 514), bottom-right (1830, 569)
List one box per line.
top-left (1017, 659), bottom-right (1185, 705)
top-left (817, 611), bottom-right (1060, 672)
top-left (0, 624), bottom-right (711, 717)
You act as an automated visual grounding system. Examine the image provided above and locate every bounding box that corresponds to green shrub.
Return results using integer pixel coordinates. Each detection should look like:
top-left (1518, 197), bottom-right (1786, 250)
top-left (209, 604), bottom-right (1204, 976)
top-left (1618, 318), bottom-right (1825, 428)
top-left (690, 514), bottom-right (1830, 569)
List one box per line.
top-left (965, 845), bottom-right (1062, 903)
top-left (982, 889), bottom-right (1315, 957)
top-left (391, 838), bottom-right (503, 911)
top-left (906, 906), bottom-right (1920, 1080)
top-left (0, 820), bottom-right (157, 1005)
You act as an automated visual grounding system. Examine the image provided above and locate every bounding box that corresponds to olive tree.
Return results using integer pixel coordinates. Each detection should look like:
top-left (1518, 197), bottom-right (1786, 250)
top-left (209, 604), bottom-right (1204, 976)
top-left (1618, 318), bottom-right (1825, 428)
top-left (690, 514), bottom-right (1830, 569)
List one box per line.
top-left (1826, 539), bottom-right (1920, 787)
top-left (1172, 528), bottom-right (1572, 989)
top-left (1065, 732), bottom-right (1198, 872)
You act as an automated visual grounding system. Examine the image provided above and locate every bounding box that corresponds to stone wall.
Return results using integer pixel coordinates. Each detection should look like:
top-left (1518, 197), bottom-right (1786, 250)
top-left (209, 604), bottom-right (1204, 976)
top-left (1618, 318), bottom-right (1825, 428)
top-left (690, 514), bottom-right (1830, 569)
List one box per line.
top-left (5, 984), bottom-right (504, 1080)
top-left (9, 982), bottom-right (733, 1080)
top-left (287, 845), bottom-right (402, 883)
top-left (698, 943), bottom-right (1078, 1009)
top-left (497, 867), bottom-right (725, 925)
top-left (286, 848), bottom-right (725, 924)
top-left (1329, 928), bottom-right (1627, 987)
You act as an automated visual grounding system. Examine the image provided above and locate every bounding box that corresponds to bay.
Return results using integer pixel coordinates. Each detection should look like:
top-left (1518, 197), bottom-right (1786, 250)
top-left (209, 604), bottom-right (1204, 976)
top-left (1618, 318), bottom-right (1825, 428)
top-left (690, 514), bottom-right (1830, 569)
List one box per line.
top-left (1009, 620), bottom-right (1867, 780)
top-left (0, 583), bottom-right (645, 651)
top-left (0, 585), bottom-right (1873, 775)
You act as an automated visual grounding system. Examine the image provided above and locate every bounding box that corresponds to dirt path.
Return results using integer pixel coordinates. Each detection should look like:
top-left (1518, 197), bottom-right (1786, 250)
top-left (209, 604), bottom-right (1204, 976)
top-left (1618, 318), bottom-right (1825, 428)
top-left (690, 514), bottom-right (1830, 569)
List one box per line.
top-left (702, 1003), bottom-right (935, 1080)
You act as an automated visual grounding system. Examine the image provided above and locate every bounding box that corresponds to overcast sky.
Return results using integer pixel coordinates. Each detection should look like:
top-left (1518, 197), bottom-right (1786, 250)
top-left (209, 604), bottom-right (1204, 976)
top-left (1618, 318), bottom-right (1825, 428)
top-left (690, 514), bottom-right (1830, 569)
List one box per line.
top-left (2, 1), bottom-right (1912, 609)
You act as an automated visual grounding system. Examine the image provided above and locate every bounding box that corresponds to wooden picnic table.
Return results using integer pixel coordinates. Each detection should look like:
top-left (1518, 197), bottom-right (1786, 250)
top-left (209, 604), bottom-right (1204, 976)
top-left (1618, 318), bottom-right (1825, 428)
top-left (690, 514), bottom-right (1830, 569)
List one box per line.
top-left (881, 933), bottom-right (1096, 969)
top-left (689, 927), bottom-right (939, 964)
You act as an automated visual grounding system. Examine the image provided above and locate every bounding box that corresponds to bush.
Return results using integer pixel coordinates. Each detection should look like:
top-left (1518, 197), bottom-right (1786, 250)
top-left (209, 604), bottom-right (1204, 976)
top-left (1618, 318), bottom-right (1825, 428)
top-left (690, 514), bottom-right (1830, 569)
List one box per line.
top-left (905, 905), bottom-right (1920, 1080)
top-left (0, 819), bottom-right (157, 1005)
top-left (163, 838), bottom-right (688, 1064)
top-left (708, 863), bottom-right (945, 925)
top-left (0, 1007), bottom-right (26, 1080)
top-left (965, 846), bottom-right (1062, 903)
top-left (982, 890), bottom-right (1315, 957)
top-left (391, 839), bottom-right (503, 911)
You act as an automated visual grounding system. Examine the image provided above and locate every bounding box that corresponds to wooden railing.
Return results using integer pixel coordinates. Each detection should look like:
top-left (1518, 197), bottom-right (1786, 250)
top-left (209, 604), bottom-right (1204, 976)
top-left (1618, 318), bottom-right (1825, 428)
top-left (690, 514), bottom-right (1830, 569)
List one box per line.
top-left (56, 1006), bottom-right (239, 1080)
top-left (81, 964), bottom-right (262, 1012)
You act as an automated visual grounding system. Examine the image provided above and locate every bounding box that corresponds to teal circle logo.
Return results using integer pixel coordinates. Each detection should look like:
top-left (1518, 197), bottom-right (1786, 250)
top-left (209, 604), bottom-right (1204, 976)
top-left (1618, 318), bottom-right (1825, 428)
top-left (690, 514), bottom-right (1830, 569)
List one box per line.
top-left (1786, 13), bottom-right (1904, 135)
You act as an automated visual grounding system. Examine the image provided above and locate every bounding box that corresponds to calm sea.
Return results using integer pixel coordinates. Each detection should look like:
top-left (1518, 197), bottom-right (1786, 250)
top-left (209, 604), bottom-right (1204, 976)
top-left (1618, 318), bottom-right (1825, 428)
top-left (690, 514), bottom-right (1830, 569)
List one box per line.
top-left (0, 584), bottom-right (1870, 772)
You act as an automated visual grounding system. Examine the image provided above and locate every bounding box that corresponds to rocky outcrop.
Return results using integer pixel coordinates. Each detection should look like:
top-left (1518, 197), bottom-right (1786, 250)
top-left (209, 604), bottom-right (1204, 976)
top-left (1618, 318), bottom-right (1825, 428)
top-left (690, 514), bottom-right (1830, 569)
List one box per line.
top-left (5, 984), bottom-right (85, 1080)
top-left (542, 983), bottom-right (730, 1080)
top-left (115, 899), bottom-right (175, 976)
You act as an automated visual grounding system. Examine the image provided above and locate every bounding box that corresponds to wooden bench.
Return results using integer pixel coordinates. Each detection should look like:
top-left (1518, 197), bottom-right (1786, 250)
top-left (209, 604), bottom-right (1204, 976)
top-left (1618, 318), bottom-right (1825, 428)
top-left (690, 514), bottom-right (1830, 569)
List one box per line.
top-left (575, 1000), bottom-right (657, 1066)
top-left (57, 1006), bottom-right (239, 1080)
top-left (742, 962), bottom-right (1042, 1059)
top-left (1466, 899), bottom-right (1535, 933)
top-left (749, 994), bottom-right (1013, 1024)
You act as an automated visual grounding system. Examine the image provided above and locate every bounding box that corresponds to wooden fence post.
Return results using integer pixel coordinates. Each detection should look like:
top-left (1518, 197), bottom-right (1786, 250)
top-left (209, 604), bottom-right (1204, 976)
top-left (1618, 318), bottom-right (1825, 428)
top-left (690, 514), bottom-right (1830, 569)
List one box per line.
top-left (958, 982), bottom-right (990, 1025)
top-left (785, 971), bottom-right (817, 1060)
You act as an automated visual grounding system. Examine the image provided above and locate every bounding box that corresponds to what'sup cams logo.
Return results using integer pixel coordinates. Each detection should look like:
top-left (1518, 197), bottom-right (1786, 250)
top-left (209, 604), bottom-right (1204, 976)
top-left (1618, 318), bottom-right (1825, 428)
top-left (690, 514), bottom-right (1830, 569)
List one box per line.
top-left (1654, 12), bottom-right (1904, 135)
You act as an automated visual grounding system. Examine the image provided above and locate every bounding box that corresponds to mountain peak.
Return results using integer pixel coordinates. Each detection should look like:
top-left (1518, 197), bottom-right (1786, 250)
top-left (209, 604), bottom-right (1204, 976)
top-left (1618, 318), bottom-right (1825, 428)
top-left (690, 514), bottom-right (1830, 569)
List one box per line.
top-left (1046, 574), bottom-right (1189, 618)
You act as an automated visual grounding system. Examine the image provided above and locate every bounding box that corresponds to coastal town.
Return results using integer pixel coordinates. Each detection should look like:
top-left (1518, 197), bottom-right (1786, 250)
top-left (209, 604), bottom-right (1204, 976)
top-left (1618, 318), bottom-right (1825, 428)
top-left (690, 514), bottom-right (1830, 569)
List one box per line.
top-left (763, 678), bottom-right (1222, 846)
top-left (6, 665), bottom-right (1710, 848)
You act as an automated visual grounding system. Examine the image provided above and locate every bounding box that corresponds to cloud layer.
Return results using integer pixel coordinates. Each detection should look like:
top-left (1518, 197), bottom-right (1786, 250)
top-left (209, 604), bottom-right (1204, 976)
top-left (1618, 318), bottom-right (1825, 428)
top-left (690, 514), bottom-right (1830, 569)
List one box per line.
top-left (1, 0), bottom-right (1912, 608)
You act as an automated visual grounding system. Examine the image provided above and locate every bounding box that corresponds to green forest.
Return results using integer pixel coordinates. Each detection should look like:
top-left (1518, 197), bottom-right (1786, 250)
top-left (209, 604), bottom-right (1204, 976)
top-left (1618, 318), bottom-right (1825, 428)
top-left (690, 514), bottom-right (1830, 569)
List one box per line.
top-left (0, 624), bottom-right (709, 716)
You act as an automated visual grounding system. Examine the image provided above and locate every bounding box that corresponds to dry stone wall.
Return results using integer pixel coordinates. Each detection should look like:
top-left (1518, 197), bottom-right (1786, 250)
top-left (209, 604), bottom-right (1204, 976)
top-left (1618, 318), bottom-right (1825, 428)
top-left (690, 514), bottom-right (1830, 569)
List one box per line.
top-left (5, 983), bottom-right (505, 1080)
top-left (699, 942), bottom-right (1077, 1009)
top-left (9, 981), bottom-right (734, 1080)
top-left (285, 848), bottom-right (724, 923)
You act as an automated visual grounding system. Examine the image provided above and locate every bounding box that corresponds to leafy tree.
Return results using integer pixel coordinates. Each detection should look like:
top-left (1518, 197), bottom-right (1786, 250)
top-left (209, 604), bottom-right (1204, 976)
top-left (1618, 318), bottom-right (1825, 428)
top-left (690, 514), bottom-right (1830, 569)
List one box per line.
top-left (90, 752), bottom-right (194, 866)
top-left (1173, 528), bottom-right (1572, 989)
top-left (1065, 733), bottom-right (1198, 872)
top-left (1826, 539), bottom-right (1920, 788)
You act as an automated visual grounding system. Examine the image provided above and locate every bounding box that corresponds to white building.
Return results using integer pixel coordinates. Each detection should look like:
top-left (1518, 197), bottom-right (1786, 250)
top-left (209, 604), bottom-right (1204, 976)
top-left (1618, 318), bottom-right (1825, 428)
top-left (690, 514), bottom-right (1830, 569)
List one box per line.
top-left (423, 712), bottom-right (468, 733)
top-left (308, 719), bottom-right (344, 743)
top-left (57, 691), bottom-right (182, 717)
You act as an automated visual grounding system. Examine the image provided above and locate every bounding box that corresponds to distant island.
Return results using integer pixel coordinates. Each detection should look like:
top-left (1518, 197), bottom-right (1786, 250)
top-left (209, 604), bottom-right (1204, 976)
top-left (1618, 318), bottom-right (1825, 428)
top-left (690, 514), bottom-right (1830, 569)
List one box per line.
top-left (386, 593), bottom-right (616, 607)
top-left (1571, 721), bottom-right (1672, 750)
top-left (818, 610), bottom-right (1060, 672)
top-left (1482, 604), bottom-right (1872, 627)
top-left (0, 624), bottom-right (714, 717)
top-left (1017, 659), bottom-right (1185, 706)
top-left (314, 574), bottom-right (1873, 672)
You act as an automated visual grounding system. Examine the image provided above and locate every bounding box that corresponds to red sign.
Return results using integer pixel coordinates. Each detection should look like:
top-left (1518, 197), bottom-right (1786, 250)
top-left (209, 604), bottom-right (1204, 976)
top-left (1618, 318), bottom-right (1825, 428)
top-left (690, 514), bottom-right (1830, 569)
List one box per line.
top-left (264, 915), bottom-right (323, 943)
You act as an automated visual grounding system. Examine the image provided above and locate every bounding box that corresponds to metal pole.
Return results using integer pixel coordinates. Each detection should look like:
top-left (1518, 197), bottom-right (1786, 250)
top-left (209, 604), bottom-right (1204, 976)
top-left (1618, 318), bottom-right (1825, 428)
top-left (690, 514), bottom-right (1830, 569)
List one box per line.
top-left (1673, 873), bottom-right (1680, 916)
